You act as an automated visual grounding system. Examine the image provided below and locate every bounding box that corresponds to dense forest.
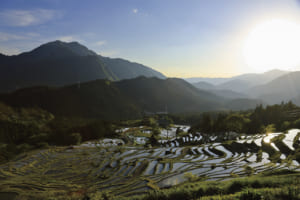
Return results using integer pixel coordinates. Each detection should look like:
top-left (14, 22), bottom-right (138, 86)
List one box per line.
top-left (0, 102), bottom-right (117, 163)
top-left (188, 101), bottom-right (300, 135)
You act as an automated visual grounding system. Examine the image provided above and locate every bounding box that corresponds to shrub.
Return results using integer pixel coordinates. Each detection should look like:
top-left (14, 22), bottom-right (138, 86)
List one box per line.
top-left (16, 143), bottom-right (33, 152)
top-left (245, 166), bottom-right (254, 176)
top-left (36, 142), bottom-right (49, 148)
top-left (184, 172), bottom-right (199, 182)
top-left (68, 133), bottom-right (82, 145)
top-left (239, 189), bottom-right (263, 200)
top-left (227, 181), bottom-right (245, 193)
top-left (167, 190), bottom-right (192, 200)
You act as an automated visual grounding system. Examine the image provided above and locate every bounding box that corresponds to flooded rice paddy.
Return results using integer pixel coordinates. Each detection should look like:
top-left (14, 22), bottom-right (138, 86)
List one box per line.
top-left (1, 127), bottom-right (300, 198)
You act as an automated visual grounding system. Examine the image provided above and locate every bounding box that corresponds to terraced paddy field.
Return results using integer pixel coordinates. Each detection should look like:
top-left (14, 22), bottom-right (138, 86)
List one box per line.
top-left (1, 129), bottom-right (300, 199)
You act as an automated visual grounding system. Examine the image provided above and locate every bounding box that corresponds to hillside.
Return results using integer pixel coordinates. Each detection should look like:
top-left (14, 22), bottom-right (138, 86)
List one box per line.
top-left (233, 69), bottom-right (289, 86)
top-left (185, 77), bottom-right (229, 85)
top-left (0, 41), bottom-right (165, 92)
top-left (115, 77), bottom-right (224, 113)
top-left (217, 79), bottom-right (252, 93)
top-left (193, 81), bottom-right (216, 90)
top-left (99, 56), bottom-right (165, 80)
top-left (186, 69), bottom-right (288, 93)
top-left (0, 77), bottom-right (228, 119)
top-left (225, 98), bottom-right (263, 110)
top-left (192, 81), bottom-right (249, 99)
top-left (248, 71), bottom-right (300, 104)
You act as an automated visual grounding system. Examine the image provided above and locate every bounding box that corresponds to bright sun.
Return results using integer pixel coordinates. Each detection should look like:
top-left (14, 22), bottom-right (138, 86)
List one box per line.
top-left (243, 19), bottom-right (300, 72)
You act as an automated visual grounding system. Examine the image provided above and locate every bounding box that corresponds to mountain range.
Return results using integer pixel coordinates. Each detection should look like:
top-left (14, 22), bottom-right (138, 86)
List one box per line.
top-left (0, 40), bottom-right (165, 92)
top-left (1, 40), bottom-right (300, 119)
top-left (187, 69), bottom-right (289, 92)
top-left (0, 77), bottom-right (259, 119)
top-left (186, 69), bottom-right (300, 105)
top-left (185, 69), bottom-right (288, 87)
top-left (248, 71), bottom-right (300, 104)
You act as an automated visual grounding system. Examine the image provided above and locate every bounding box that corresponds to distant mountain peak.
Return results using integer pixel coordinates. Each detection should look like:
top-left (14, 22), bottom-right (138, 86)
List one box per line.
top-left (40, 40), bottom-right (79, 47)
top-left (0, 40), bottom-right (165, 92)
top-left (27, 40), bottom-right (97, 58)
top-left (61, 41), bottom-right (97, 56)
top-left (263, 69), bottom-right (288, 74)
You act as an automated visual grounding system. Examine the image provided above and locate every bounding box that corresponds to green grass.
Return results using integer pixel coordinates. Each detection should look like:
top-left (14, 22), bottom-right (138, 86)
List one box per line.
top-left (120, 170), bottom-right (300, 200)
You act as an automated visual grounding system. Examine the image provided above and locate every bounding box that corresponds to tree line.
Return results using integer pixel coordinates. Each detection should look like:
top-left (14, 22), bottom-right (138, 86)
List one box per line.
top-left (190, 101), bottom-right (300, 135)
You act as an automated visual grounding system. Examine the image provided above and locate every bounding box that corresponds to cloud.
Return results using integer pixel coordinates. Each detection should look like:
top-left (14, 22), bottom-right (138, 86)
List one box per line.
top-left (26, 32), bottom-right (41, 37)
top-left (56, 35), bottom-right (84, 43)
top-left (0, 9), bottom-right (62, 27)
top-left (0, 32), bottom-right (42, 55)
top-left (0, 31), bottom-right (43, 42)
top-left (58, 36), bottom-right (76, 42)
top-left (95, 40), bottom-right (106, 46)
top-left (0, 32), bottom-right (26, 41)
top-left (0, 32), bottom-right (94, 56)
top-left (132, 9), bottom-right (138, 14)
top-left (0, 46), bottom-right (21, 55)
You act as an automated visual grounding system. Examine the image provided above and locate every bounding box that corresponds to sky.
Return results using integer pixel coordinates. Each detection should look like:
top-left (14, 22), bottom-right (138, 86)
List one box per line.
top-left (1, 0), bottom-right (300, 77)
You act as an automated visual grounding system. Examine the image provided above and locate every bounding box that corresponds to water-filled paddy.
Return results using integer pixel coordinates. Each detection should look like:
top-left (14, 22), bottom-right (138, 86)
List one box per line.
top-left (1, 128), bottom-right (300, 199)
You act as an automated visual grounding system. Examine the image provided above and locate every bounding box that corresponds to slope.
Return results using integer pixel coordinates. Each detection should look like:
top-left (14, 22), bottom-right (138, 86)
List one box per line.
top-left (0, 41), bottom-right (165, 92)
top-left (0, 77), bottom-right (225, 119)
top-left (248, 71), bottom-right (300, 104)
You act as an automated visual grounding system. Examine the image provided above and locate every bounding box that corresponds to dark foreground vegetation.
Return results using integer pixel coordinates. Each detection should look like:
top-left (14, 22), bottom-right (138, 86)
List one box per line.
top-left (0, 102), bottom-right (116, 163)
top-left (119, 170), bottom-right (300, 200)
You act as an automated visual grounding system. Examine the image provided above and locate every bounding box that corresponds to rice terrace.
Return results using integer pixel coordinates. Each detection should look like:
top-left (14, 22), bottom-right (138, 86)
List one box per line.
top-left (1, 116), bottom-right (300, 199)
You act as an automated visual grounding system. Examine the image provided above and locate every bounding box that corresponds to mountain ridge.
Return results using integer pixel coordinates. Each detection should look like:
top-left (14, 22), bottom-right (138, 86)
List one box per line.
top-left (187, 69), bottom-right (289, 91)
top-left (0, 77), bottom-right (222, 119)
top-left (0, 40), bottom-right (165, 92)
top-left (0, 77), bottom-right (262, 120)
top-left (247, 71), bottom-right (300, 104)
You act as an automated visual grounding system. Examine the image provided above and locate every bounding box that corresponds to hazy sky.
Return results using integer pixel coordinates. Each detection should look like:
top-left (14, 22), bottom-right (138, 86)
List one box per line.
top-left (1, 0), bottom-right (300, 77)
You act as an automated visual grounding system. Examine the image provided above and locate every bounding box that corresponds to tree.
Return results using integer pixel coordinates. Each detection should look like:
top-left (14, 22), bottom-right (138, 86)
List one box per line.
top-left (200, 113), bottom-right (213, 133)
top-left (225, 114), bottom-right (246, 133)
top-left (175, 127), bottom-right (182, 138)
top-left (213, 113), bottom-right (227, 132)
top-left (149, 134), bottom-right (158, 146)
top-left (152, 127), bottom-right (161, 136)
top-left (142, 117), bottom-right (158, 127)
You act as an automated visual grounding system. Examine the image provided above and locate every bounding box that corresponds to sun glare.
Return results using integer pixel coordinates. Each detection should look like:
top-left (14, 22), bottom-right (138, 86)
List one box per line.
top-left (243, 19), bottom-right (300, 72)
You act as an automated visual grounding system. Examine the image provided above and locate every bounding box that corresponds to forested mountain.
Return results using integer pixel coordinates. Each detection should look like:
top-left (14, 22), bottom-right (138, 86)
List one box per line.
top-left (193, 81), bottom-right (216, 90)
top-left (193, 81), bottom-right (249, 99)
top-left (0, 41), bottom-right (165, 92)
top-left (0, 77), bottom-right (262, 120)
